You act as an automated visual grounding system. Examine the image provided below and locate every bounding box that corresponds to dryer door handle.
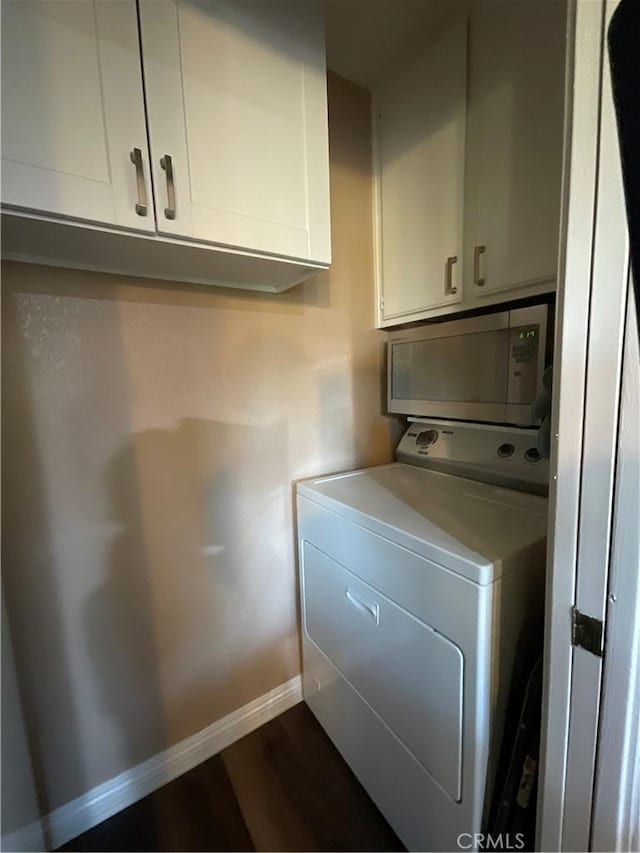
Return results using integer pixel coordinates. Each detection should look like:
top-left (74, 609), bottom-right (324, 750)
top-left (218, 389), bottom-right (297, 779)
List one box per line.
top-left (345, 588), bottom-right (380, 625)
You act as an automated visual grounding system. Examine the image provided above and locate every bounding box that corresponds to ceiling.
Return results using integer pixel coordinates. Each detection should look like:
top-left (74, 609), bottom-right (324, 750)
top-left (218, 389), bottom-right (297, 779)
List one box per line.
top-left (323, 0), bottom-right (469, 90)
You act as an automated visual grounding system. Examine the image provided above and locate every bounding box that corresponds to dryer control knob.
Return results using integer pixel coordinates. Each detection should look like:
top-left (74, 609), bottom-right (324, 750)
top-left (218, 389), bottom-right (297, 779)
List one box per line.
top-left (416, 429), bottom-right (438, 447)
top-left (524, 447), bottom-right (541, 463)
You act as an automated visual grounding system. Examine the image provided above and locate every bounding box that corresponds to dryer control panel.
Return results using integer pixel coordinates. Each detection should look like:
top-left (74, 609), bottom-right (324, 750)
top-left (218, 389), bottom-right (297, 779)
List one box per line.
top-left (396, 418), bottom-right (549, 495)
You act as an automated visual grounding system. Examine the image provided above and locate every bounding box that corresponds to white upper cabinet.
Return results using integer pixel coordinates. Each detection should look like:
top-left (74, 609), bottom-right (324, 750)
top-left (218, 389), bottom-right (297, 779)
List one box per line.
top-left (373, 18), bottom-right (467, 325)
top-left (138, 0), bottom-right (331, 264)
top-left (1, 0), bottom-right (331, 290)
top-left (373, 1), bottom-right (566, 327)
top-left (1, 1), bottom-right (154, 233)
top-left (463, 0), bottom-right (565, 298)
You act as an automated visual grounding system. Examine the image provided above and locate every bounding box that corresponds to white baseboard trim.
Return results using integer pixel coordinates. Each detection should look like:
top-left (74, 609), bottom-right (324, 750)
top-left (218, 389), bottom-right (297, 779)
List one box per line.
top-left (45, 675), bottom-right (303, 849)
top-left (1, 818), bottom-right (46, 853)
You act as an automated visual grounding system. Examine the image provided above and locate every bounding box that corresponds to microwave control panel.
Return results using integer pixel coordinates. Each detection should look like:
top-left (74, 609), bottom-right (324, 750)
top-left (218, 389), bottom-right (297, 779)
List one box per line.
top-left (507, 325), bottom-right (540, 404)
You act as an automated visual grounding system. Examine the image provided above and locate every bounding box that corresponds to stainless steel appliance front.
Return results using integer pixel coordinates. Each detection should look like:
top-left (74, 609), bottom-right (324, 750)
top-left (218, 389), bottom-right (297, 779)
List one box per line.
top-left (387, 305), bottom-right (548, 425)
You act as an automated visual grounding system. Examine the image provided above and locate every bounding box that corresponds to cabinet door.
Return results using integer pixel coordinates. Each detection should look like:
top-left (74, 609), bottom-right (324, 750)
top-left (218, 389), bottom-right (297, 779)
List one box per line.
top-left (138, 0), bottom-right (331, 263)
top-left (464, 0), bottom-right (565, 296)
top-left (374, 18), bottom-right (467, 325)
top-left (1, 1), bottom-right (154, 232)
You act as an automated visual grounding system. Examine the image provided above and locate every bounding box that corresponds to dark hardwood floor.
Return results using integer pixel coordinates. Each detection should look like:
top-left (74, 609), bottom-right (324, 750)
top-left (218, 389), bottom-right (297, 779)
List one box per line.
top-left (59, 702), bottom-right (404, 852)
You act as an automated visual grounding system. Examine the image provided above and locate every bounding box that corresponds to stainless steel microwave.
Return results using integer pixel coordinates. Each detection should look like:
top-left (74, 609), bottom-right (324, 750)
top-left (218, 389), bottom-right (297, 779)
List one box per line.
top-left (387, 305), bottom-right (549, 426)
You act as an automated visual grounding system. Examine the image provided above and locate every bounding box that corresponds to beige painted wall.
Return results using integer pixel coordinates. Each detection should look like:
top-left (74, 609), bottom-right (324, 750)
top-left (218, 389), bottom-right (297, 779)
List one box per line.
top-left (1, 592), bottom-right (45, 849)
top-left (1, 73), bottom-right (398, 812)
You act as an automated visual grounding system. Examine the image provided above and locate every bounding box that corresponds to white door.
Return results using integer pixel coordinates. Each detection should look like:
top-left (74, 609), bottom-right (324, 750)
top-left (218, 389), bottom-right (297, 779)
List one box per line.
top-left (1, 1), bottom-right (154, 233)
top-left (138, 0), bottom-right (331, 263)
top-left (538, 1), bottom-right (630, 849)
top-left (373, 17), bottom-right (467, 324)
top-left (463, 0), bottom-right (565, 296)
top-left (591, 289), bottom-right (640, 852)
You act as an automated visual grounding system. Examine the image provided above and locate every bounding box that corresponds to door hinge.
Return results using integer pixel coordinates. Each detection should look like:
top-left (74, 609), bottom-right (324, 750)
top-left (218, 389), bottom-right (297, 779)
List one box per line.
top-left (571, 606), bottom-right (604, 657)
top-left (380, 296), bottom-right (384, 312)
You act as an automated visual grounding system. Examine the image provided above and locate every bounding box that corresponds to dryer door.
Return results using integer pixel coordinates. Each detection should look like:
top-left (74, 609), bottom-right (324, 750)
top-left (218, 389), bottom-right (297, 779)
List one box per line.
top-left (303, 541), bottom-right (464, 802)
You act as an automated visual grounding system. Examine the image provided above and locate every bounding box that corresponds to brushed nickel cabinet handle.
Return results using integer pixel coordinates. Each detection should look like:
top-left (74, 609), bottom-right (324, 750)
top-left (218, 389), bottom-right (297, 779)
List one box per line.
top-left (160, 154), bottom-right (176, 220)
top-left (445, 255), bottom-right (458, 295)
top-left (129, 147), bottom-right (148, 216)
top-left (474, 244), bottom-right (486, 286)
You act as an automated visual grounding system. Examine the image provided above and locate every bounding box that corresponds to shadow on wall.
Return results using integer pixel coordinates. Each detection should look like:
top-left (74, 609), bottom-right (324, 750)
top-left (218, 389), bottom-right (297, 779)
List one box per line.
top-left (82, 439), bottom-right (166, 775)
top-left (1, 280), bottom-right (302, 811)
top-left (85, 418), bottom-right (299, 766)
top-left (3, 398), bottom-right (302, 814)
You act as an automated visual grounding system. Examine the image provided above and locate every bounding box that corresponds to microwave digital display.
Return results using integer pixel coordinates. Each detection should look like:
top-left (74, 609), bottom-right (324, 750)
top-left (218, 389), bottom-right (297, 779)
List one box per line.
top-left (519, 329), bottom-right (537, 340)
